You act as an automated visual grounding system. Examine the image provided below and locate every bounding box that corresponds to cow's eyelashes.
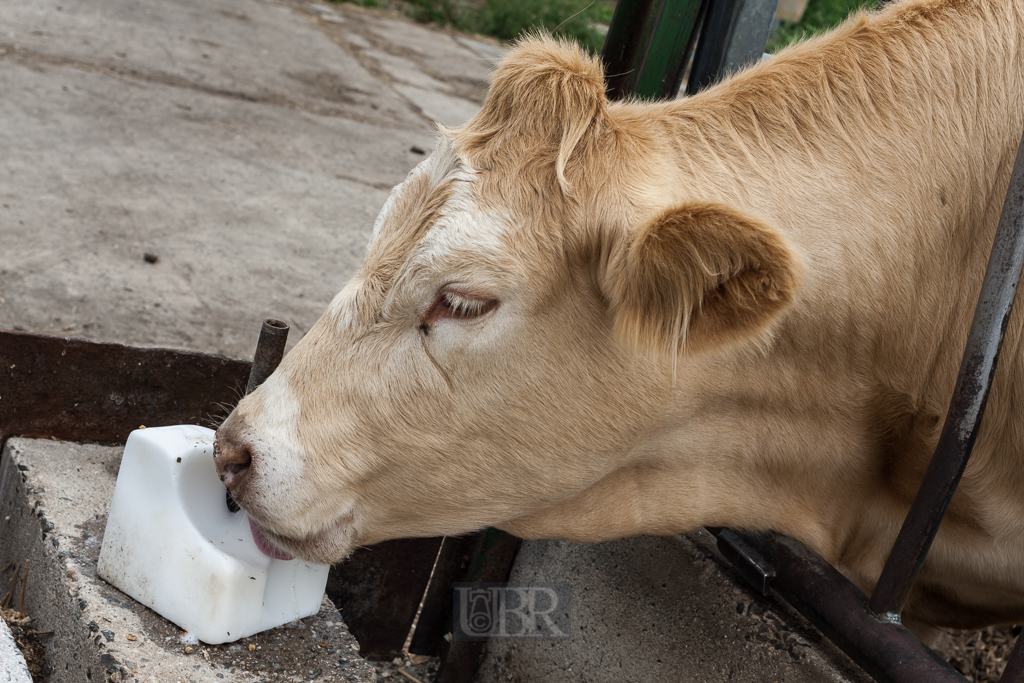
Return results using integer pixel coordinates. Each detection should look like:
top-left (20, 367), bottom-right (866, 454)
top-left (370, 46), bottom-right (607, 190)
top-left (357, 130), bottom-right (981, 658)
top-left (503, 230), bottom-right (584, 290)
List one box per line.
top-left (421, 290), bottom-right (498, 332)
top-left (441, 291), bottom-right (497, 319)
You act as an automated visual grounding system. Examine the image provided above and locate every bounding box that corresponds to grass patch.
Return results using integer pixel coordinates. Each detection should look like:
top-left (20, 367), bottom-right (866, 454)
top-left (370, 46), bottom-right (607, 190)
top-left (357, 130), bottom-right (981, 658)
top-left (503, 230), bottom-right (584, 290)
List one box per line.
top-left (335, 0), bottom-right (614, 53)
top-left (768, 0), bottom-right (879, 51)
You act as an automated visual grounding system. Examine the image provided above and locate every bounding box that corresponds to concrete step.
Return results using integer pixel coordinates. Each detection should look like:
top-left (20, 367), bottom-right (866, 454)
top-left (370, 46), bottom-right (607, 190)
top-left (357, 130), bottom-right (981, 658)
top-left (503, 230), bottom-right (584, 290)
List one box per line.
top-left (477, 533), bottom-right (876, 683)
top-left (0, 437), bottom-right (377, 683)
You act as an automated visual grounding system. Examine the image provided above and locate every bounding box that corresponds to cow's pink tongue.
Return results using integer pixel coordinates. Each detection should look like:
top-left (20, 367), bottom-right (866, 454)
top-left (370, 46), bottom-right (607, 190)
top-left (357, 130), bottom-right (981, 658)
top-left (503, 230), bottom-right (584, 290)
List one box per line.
top-left (249, 518), bottom-right (294, 560)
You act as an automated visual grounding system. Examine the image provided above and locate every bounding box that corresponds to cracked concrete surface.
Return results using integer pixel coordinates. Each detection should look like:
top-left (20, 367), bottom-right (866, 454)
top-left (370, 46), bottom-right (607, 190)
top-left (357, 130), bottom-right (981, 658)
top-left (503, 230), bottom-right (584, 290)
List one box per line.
top-left (0, 0), bottom-right (500, 357)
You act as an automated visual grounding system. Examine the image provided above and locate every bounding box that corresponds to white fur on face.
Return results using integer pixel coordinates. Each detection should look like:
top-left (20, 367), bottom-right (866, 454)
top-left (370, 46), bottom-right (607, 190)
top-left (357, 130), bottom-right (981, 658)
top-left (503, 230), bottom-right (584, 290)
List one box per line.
top-left (240, 371), bottom-right (313, 536)
top-left (369, 135), bottom-right (467, 248)
top-left (324, 279), bottom-right (364, 335)
top-left (234, 366), bottom-right (365, 560)
top-left (415, 180), bottom-right (506, 264)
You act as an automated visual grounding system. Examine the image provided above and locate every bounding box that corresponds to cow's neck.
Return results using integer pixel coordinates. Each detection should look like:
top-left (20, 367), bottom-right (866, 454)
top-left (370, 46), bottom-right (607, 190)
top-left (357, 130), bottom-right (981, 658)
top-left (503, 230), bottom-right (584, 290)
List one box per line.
top-left (498, 340), bottom-right (860, 562)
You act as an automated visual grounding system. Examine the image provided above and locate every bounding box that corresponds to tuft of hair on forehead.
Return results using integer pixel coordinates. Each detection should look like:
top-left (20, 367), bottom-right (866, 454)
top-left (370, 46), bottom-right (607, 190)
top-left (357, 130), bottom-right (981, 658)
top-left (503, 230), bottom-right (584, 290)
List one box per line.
top-left (453, 33), bottom-right (608, 194)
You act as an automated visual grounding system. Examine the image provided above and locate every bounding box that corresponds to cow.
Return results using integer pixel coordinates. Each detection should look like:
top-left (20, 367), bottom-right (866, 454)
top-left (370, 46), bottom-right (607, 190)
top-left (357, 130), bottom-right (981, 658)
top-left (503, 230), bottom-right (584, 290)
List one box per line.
top-left (215, 0), bottom-right (1024, 635)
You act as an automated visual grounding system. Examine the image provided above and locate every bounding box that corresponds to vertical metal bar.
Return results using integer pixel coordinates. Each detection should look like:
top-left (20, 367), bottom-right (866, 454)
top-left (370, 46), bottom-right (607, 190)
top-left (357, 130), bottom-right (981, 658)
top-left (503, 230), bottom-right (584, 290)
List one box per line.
top-left (719, 0), bottom-right (778, 71)
top-left (602, 0), bottom-right (705, 101)
top-left (230, 318), bottom-right (291, 512)
top-left (245, 318), bottom-right (289, 395)
top-left (602, 0), bottom-right (659, 100)
top-left (686, 0), bottom-right (779, 94)
top-left (635, 0), bottom-right (706, 99)
top-left (431, 529), bottom-right (521, 683)
top-left (1000, 632), bottom-right (1024, 683)
top-left (687, 0), bottom-right (740, 94)
top-left (868, 130), bottom-right (1024, 617)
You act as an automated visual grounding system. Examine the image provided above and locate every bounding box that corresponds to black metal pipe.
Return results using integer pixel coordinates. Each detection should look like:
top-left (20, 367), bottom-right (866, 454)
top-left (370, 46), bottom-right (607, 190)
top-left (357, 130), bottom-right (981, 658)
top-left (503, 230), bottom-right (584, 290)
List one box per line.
top-left (686, 0), bottom-right (740, 94)
top-left (1000, 632), bottom-right (1024, 683)
top-left (601, 0), bottom-right (705, 101)
top-left (737, 532), bottom-right (969, 683)
top-left (868, 130), bottom-right (1024, 617)
top-left (245, 318), bottom-right (290, 395)
top-left (601, 0), bottom-right (658, 100)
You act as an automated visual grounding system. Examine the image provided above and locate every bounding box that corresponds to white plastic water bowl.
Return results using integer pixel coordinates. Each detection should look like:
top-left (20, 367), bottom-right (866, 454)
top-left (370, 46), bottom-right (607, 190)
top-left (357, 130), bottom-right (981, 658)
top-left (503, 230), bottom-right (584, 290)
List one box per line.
top-left (98, 425), bottom-right (330, 644)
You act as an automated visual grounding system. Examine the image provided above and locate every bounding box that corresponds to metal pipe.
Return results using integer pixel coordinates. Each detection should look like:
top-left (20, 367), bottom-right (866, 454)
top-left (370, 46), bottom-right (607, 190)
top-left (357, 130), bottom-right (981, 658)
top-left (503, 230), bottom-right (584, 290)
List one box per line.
top-left (738, 532), bottom-right (969, 683)
top-left (601, 0), bottom-right (658, 100)
top-left (868, 130), bottom-right (1024, 617)
top-left (1000, 632), bottom-right (1024, 683)
top-left (601, 0), bottom-right (704, 101)
top-left (245, 319), bottom-right (289, 395)
top-left (686, 0), bottom-right (740, 94)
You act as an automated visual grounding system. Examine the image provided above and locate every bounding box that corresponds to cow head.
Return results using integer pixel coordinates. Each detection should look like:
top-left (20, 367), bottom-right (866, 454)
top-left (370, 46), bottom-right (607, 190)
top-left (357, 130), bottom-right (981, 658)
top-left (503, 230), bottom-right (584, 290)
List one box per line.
top-left (215, 36), bottom-right (803, 563)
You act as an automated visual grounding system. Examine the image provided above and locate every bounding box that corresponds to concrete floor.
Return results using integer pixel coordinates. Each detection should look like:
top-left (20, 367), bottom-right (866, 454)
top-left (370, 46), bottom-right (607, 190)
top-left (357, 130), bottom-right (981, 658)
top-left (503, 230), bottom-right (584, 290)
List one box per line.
top-left (0, 0), bottom-right (500, 358)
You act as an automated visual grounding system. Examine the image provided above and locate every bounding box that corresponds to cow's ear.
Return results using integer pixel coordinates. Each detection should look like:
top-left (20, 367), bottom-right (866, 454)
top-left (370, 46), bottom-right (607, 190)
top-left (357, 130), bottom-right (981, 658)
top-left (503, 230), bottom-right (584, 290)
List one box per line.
top-left (603, 201), bottom-right (803, 357)
top-left (454, 34), bottom-right (606, 193)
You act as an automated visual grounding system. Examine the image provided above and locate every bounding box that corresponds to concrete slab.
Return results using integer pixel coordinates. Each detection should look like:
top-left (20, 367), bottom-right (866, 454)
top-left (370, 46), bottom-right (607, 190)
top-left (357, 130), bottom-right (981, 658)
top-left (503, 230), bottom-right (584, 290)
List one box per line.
top-left (477, 534), bottom-right (875, 683)
top-left (392, 85), bottom-right (481, 128)
top-left (292, 2), bottom-right (498, 108)
top-left (0, 437), bottom-right (377, 683)
top-left (362, 50), bottom-right (453, 94)
top-left (0, 0), bottom-right (499, 360)
top-left (0, 618), bottom-right (32, 683)
top-left (1, 0), bottom-right (424, 129)
top-left (355, 13), bottom-right (498, 87)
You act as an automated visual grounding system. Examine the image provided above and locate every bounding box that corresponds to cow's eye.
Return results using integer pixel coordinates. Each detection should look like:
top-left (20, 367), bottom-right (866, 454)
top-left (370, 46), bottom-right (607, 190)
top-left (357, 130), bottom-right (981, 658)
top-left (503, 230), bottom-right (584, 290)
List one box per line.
top-left (423, 289), bottom-right (498, 328)
top-left (438, 290), bottom-right (498, 319)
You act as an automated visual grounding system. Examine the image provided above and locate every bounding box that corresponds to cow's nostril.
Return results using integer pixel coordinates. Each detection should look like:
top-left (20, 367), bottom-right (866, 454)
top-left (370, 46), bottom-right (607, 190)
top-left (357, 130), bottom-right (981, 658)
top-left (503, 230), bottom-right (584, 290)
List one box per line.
top-left (225, 459), bottom-right (251, 477)
top-left (214, 436), bottom-right (254, 491)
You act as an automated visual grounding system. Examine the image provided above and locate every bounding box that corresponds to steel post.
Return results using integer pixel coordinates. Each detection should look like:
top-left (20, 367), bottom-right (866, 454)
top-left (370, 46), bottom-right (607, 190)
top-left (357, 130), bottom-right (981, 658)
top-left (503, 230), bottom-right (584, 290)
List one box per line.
top-left (245, 318), bottom-right (290, 395)
top-left (602, 0), bottom-right (705, 101)
top-left (999, 632), bottom-right (1024, 683)
top-left (687, 0), bottom-right (779, 94)
top-left (868, 130), bottom-right (1024, 617)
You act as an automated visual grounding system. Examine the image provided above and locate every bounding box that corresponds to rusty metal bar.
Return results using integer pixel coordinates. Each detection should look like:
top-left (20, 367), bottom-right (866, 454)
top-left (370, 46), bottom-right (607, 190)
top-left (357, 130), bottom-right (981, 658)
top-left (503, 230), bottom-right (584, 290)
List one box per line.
top-left (245, 319), bottom-right (290, 395)
top-left (0, 330), bottom-right (251, 447)
top-left (1000, 632), bottom-right (1024, 683)
top-left (869, 130), bottom-right (1024, 617)
top-left (228, 319), bottom-right (290, 512)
